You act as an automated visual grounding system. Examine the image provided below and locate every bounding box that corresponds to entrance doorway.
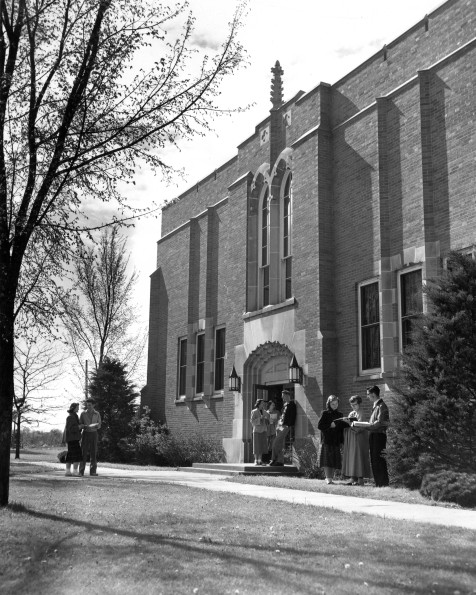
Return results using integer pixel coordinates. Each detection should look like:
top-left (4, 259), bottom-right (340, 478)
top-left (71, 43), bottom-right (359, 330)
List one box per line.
top-left (252, 383), bottom-right (295, 462)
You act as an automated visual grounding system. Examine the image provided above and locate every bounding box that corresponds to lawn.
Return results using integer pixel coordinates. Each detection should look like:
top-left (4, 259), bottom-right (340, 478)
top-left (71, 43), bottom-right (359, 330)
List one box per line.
top-left (2, 458), bottom-right (475, 595)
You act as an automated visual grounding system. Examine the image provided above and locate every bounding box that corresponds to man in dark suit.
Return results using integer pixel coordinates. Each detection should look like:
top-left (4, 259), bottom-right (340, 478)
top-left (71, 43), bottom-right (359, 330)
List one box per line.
top-left (269, 389), bottom-right (296, 467)
top-left (367, 385), bottom-right (390, 487)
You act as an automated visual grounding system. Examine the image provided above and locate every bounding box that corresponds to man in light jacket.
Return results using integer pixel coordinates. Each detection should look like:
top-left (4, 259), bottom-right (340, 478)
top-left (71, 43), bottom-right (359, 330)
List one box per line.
top-left (79, 398), bottom-right (102, 477)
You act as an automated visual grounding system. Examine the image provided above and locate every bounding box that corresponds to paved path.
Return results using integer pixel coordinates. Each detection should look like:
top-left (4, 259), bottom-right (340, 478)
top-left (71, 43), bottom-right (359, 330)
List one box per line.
top-left (15, 460), bottom-right (476, 531)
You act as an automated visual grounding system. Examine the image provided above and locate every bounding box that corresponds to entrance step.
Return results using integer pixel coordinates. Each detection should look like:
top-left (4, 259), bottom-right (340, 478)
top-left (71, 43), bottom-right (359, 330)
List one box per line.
top-left (178, 463), bottom-right (303, 477)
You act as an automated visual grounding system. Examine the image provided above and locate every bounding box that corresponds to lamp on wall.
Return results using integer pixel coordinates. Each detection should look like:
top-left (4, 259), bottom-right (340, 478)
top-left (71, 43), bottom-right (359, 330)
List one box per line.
top-left (289, 354), bottom-right (303, 385)
top-left (228, 365), bottom-right (241, 392)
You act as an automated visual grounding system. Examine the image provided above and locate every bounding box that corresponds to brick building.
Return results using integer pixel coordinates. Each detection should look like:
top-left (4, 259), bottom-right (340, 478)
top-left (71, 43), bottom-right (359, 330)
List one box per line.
top-left (143, 0), bottom-right (476, 463)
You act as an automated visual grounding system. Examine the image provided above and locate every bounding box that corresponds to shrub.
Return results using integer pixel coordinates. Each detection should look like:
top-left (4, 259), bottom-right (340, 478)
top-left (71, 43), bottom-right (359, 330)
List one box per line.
top-left (420, 470), bottom-right (476, 508)
top-left (292, 435), bottom-right (324, 479)
top-left (118, 407), bottom-right (169, 465)
top-left (155, 431), bottom-right (225, 467)
top-left (388, 252), bottom-right (476, 488)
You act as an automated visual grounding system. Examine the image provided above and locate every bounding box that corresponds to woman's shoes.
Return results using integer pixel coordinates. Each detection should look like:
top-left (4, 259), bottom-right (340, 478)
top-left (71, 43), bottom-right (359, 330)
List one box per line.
top-left (325, 478), bottom-right (333, 484)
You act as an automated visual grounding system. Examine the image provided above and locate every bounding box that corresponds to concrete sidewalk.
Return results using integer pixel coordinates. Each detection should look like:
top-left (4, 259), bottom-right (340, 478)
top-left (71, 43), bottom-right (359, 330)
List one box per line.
top-left (15, 460), bottom-right (476, 531)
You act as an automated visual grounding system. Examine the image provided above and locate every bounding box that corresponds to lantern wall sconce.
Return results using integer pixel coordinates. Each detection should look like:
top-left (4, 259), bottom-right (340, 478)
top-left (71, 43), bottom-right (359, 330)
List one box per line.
top-left (228, 365), bottom-right (241, 392)
top-left (289, 354), bottom-right (303, 385)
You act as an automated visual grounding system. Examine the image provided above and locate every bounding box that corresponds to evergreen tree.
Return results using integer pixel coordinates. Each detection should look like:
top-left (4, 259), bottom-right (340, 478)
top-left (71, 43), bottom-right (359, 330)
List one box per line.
top-left (388, 251), bottom-right (476, 487)
top-left (88, 357), bottom-right (138, 462)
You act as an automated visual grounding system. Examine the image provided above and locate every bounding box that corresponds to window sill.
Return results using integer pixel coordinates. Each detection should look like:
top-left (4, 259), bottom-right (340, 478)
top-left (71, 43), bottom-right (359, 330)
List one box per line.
top-left (352, 372), bottom-right (382, 383)
top-left (175, 393), bottom-right (224, 405)
top-left (243, 297), bottom-right (296, 321)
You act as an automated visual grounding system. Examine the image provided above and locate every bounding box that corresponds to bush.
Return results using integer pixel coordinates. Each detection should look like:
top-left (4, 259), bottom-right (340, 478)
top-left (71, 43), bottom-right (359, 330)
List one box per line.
top-left (292, 435), bottom-right (324, 479)
top-left (119, 408), bottom-right (224, 466)
top-left (118, 407), bottom-right (169, 465)
top-left (420, 471), bottom-right (476, 508)
top-left (154, 431), bottom-right (225, 467)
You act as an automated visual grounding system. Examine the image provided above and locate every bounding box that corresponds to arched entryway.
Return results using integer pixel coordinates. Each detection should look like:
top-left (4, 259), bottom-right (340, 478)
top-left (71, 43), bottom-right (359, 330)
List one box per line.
top-left (241, 341), bottom-right (295, 463)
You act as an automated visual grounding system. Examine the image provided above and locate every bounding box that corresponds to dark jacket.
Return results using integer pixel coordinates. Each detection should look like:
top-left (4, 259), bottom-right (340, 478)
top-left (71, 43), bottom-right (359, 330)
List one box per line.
top-left (64, 413), bottom-right (81, 443)
top-left (318, 409), bottom-right (344, 446)
top-left (280, 400), bottom-right (297, 427)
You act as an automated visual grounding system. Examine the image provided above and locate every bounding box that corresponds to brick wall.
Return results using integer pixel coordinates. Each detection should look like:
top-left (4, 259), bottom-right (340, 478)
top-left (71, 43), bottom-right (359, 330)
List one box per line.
top-left (145, 0), bottom-right (476, 451)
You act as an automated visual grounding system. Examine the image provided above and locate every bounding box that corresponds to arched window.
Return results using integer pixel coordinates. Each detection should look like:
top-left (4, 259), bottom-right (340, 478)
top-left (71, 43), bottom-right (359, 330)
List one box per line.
top-left (282, 173), bottom-right (292, 300)
top-left (259, 186), bottom-right (270, 307)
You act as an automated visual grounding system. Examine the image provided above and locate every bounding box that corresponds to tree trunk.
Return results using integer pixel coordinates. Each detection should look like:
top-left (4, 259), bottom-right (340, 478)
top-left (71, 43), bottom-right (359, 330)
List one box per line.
top-left (0, 295), bottom-right (15, 506)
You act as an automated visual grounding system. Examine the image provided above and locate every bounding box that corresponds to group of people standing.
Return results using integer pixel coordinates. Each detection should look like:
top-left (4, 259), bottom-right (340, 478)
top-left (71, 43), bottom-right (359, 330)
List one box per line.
top-left (250, 389), bottom-right (297, 467)
top-left (63, 398), bottom-right (102, 477)
top-left (250, 384), bottom-right (389, 487)
top-left (317, 385), bottom-right (390, 487)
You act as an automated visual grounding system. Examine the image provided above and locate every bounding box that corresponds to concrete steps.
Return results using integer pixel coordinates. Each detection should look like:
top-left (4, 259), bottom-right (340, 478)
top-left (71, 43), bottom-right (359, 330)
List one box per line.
top-left (178, 463), bottom-right (303, 477)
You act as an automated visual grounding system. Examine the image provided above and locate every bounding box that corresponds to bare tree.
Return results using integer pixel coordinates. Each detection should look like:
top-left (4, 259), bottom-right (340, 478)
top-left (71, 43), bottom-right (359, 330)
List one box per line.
top-left (61, 227), bottom-right (147, 382)
top-left (13, 336), bottom-right (66, 459)
top-left (0, 0), bottom-right (246, 505)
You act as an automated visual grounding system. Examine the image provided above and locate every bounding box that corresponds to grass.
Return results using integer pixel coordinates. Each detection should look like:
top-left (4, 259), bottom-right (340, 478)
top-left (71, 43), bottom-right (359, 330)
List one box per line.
top-left (2, 456), bottom-right (476, 594)
top-left (225, 475), bottom-right (462, 508)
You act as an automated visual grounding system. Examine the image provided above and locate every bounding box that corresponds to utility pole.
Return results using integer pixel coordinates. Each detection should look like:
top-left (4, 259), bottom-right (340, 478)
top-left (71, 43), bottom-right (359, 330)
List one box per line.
top-left (85, 360), bottom-right (88, 399)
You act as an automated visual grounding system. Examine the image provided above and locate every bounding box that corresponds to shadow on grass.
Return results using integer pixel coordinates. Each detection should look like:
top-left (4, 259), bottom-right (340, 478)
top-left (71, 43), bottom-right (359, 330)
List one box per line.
top-left (5, 495), bottom-right (474, 595)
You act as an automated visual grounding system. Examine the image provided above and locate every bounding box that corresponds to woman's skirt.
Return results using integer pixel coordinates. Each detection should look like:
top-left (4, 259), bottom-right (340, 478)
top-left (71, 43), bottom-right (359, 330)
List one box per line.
top-left (66, 440), bottom-right (83, 463)
top-left (252, 431), bottom-right (268, 456)
top-left (319, 443), bottom-right (342, 469)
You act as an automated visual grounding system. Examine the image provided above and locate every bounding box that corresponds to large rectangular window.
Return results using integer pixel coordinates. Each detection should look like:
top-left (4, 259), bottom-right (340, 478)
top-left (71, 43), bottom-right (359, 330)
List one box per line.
top-left (400, 269), bottom-right (423, 349)
top-left (359, 281), bottom-right (381, 372)
top-left (178, 338), bottom-right (187, 398)
top-left (214, 328), bottom-right (226, 391)
top-left (196, 333), bottom-right (205, 394)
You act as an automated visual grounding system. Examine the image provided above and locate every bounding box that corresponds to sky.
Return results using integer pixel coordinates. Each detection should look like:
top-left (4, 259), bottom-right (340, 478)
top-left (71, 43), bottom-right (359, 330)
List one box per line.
top-left (128, 0), bottom-right (445, 307)
top-left (39, 0), bottom-right (444, 429)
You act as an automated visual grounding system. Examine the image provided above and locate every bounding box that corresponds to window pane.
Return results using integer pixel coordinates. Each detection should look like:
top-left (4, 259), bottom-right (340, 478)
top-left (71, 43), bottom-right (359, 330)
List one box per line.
top-left (196, 334), bottom-right (204, 393)
top-left (402, 270), bottom-right (422, 316)
top-left (361, 283), bottom-right (379, 325)
top-left (285, 257), bottom-right (292, 299)
top-left (261, 191), bottom-right (268, 266)
top-left (178, 339), bottom-right (187, 397)
top-left (263, 265), bottom-right (269, 307)
top-left (214, 328), bottom-right (225, 391)
top-left (362, 325), bottom-right (380, 370)
top-left (401, 270), bottom-right (423, 348)
top-left (360, 282), bottom-right (380, 370)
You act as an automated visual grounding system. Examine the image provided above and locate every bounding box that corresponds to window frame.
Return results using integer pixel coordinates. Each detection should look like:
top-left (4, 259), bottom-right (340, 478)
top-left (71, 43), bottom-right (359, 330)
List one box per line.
top-left (398, 266), bottom-right (423, 352)
top-left (280, 170), bottom-right (293, 301)
top-left (358, 278), bottom-right (381, 375)
top-left (214, 327), bottom-right (226, 392)
top-left (177, 337), bottom-right (187, 399)
top-left (258, 185), bottom-right (270, 308)
top-left (195, 332), bottom-right (205, 395)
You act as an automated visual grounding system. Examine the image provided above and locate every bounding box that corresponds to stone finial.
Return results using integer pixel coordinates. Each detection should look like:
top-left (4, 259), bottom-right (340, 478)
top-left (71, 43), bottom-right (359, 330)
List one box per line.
top-left (270, 60), bottom-right (284, 109)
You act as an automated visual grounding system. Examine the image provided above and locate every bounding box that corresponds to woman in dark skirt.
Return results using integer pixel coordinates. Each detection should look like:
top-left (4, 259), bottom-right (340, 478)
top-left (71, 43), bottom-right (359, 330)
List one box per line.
top-left (318, 395), bottom-right (345, 484)
top-left (63, 403), bottom-right (84, 476)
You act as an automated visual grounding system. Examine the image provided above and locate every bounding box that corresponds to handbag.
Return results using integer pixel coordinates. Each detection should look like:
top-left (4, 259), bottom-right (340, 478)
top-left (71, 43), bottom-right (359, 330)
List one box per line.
top-left (57, 450), bottom-right (68, 464)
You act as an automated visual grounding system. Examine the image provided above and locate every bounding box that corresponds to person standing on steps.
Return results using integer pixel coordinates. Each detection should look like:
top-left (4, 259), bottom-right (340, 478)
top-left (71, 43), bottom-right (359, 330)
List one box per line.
top-left (79, 398), bottom-right (102, 477)
top-left (269, 389), bottom-right (296, 467)
top-left (367, 385), bottom-right (390, 487)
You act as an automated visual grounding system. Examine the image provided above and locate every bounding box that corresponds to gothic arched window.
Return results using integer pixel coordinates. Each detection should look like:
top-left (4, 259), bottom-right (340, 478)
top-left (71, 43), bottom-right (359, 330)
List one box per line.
top-left (259, 186), bottom-right (270, 307)
top-left (281, 173), bottom-right (292, 300)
